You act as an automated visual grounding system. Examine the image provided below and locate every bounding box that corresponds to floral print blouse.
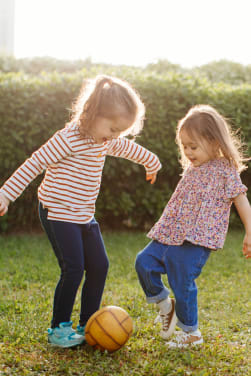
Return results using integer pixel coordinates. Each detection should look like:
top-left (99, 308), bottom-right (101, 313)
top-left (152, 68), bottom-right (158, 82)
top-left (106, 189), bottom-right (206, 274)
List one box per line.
top-left (148, 158), bottom-right (247, 250)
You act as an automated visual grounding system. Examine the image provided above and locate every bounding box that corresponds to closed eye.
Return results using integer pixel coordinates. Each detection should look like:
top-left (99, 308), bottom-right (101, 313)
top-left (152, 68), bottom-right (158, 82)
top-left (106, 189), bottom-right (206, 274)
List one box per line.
top-left (183, 144), bottom-right (197, 150)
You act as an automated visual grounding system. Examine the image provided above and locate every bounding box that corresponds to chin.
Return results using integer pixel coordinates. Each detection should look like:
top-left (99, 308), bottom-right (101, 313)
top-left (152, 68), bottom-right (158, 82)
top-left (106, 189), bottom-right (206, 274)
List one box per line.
top-left (191, 161), bottom-right (201, 167)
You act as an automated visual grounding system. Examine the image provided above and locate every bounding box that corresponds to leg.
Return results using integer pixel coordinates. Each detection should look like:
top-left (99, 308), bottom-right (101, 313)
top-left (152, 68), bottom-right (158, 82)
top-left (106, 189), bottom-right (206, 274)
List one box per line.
top-left (135, 240), bottom-right (177, 338)
top-left (164, 242), bottom-right (210, 332)
top-left (39, 203), bottom-right (85, 328)
top-left (79, 218), bottom-right (109, 326)
top-left (135, 240), bottom-right (170, 303)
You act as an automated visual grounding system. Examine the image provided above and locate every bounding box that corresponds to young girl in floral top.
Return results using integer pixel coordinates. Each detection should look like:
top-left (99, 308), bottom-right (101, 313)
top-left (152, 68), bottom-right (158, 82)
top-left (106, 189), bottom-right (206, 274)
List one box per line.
top-left (135, 104), bottom-right (251, 348)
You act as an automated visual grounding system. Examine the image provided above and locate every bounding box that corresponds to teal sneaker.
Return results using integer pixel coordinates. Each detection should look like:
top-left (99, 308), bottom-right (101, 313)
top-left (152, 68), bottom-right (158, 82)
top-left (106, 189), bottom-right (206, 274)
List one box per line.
top-left (76, 324), bottom-right (86, 337)
top-left (48, 321), bottom-right (85, 348)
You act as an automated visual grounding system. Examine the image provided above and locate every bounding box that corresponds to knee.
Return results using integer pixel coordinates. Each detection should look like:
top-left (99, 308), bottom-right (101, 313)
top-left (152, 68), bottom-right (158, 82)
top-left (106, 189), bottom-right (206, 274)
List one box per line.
top-left (135, 251), bottom-right (146, 275)
top-left (102, 257), bottom-right (109, 274)
top-left (92, 256), bottom-right (109, 276)
top-left (63, 265), bottom-right (84, 283)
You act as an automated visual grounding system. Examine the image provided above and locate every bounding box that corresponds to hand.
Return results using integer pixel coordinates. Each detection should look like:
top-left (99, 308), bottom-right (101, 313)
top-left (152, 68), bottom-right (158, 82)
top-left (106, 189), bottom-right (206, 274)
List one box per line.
top-left (146, 173), bottom-right (157, 184)
top-left (242, 233), bottom-right (251, 259)
top-left (0, 192), bottom-right (9, 216)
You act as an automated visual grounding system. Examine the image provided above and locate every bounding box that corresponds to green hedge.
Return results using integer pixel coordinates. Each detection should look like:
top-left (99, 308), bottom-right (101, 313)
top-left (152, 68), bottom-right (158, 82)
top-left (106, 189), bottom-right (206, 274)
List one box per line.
top-left (0, 70), bottom-right (250, 232)
top-left (2, 55), bottom-right (251, 85)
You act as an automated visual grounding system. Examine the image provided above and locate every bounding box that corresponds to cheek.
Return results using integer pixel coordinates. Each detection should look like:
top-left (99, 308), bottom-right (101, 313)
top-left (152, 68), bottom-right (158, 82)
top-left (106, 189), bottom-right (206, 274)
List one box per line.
top-left (200, 151), bottom-right (210, 161)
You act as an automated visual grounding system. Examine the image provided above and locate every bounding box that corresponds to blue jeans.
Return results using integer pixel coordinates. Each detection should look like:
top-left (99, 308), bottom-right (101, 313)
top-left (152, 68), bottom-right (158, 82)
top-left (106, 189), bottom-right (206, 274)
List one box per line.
top-left (135, 240), bottom-right (210, 332)
top-left (39, 203), bottom-right (109, 328)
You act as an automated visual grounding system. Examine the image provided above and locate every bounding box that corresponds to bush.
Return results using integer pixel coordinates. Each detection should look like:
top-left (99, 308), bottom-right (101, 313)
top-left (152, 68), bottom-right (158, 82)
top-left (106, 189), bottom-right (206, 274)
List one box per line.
top-left (192, 60), bottom-right (251, 85)
top-left (0, 69), bottom-right (250, 232)
top-left (2, 55), bottom-right (251, 85)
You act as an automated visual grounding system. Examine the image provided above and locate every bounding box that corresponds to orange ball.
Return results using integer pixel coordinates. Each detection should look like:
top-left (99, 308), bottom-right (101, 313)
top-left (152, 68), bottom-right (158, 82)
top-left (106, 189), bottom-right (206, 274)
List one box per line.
top-left (85, 305), bottom-right (133, 353)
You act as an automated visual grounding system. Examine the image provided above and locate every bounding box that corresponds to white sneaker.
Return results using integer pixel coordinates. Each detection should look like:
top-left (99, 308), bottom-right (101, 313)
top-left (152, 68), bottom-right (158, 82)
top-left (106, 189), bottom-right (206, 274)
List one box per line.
top-left (154, 314), bottom-right (162, 324)
top-left (159, 298), bottom-right (177, 339)
top-left (166, 329), bottom-right (203, 348)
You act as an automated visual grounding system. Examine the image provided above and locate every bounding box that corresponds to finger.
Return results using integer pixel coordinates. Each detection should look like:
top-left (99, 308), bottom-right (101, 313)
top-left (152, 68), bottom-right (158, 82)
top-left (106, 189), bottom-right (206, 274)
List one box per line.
top-left (150, 175), bottom-right (156, 184)
top-left (146, 174), bottom-right (156, 184)
top-left (243, 246), bottom-right (251, 258)
top-left (244, 245), bottom-right (251, 256)
top-left (0, 205), bottom-right (7, 216)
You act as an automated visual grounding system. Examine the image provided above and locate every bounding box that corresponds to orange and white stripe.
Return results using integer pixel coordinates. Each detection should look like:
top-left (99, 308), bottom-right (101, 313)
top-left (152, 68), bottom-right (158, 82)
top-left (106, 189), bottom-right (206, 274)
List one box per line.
top-left (0, 123), bottom-right (161, 223)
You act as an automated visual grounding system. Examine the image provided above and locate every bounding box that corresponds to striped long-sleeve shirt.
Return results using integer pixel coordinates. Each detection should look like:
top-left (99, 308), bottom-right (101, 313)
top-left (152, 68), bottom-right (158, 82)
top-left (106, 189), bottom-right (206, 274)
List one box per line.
top-left (0, 123), bottom-right (161, 223)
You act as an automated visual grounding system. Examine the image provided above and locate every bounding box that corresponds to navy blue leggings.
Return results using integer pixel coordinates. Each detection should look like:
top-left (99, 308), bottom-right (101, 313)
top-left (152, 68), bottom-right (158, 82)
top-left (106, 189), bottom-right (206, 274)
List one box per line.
top-left (39, 203), bottom-right (109, 328)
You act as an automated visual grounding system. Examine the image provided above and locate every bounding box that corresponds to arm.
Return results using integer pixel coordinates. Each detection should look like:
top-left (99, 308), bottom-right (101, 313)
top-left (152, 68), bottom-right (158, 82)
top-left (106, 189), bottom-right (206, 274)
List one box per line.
top-left (107, 138), bottom-right (161, 183)
top-left (233, 193), bottom-right (251, 259)
top-left (0, 130), bottom-right (72, 213)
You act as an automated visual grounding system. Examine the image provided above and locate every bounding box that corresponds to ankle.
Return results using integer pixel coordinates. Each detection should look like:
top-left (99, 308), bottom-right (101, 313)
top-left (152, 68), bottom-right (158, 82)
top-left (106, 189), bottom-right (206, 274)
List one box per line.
top-left (157, 297), bottom-right (172, 314)
top-left (190, 329), bottom-right (201, 337)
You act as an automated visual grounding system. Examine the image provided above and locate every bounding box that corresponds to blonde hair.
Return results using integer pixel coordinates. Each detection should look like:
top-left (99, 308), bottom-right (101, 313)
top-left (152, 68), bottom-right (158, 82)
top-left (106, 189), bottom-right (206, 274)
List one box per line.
top-left (176, 104), bottom-right (248, 172)
top-left (69, 75), bottom-right (145, 138)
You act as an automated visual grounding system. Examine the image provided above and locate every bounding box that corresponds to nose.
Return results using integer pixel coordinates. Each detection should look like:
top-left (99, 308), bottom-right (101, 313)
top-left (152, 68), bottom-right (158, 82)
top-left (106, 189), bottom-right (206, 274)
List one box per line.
top-left (185, 151), bottom-right (193, 160)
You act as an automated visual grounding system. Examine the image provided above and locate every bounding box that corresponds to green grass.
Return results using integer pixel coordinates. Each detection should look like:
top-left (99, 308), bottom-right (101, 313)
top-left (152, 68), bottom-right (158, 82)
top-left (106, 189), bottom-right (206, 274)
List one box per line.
top-left (0, 230), bottom-right (250, 376)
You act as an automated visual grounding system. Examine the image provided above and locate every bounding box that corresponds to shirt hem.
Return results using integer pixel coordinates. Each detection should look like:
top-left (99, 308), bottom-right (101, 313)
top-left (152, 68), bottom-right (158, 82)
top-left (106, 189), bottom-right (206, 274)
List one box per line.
top-left (39, 200), bottom-right (95, 224)
top-left (147, 235), bottom-right (219, 251)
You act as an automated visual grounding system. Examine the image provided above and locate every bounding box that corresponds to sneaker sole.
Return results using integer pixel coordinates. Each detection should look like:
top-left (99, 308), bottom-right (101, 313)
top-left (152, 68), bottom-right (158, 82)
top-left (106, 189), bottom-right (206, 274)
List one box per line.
top-left (166, 337), bottom-right (204, 348)
top-left (48, 338), bottom-right (85, 348)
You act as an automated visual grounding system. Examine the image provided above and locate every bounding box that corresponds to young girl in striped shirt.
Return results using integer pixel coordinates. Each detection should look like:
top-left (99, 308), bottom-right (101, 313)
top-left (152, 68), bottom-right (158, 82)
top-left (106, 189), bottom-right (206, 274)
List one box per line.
top-left (135, 105), bottom-right (251, 348)
top-left (0, 75), bottom-right (161, 348)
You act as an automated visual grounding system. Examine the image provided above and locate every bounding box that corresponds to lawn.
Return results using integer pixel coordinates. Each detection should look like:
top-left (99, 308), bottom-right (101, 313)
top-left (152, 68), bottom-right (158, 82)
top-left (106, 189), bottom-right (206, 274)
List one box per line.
top-left (0, 229), bottom-right (250, 376)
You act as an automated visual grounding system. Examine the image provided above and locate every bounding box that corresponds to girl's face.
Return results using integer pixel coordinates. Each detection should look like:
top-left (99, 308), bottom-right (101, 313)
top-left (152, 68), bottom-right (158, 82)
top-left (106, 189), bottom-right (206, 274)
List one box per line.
top-left (180, 130), bottom-right (215, 167)
top-left (90, 116), bottom-right (134, 144)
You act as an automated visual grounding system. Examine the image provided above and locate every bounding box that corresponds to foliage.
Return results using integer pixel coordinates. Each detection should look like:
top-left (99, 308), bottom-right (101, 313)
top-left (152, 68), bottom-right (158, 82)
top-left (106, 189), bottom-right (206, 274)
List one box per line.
top-left (0, 54), bottom-right (139, 75)
top-left (2, 55), bottom-right (251, 84)
top-left (0, 66), bottom-right (250, 232)
top-left (192, 60), bottom-right (251, 85)
top-left (144, 59), bottom-right (187, 75)
top-left (0, 230), bottom-right (250, 375)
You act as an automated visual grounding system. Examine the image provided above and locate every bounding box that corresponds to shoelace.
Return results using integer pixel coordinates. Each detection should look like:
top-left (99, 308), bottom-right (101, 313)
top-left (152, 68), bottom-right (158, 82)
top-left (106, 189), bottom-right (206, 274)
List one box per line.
top-left (176, 332), bottom-right (189, 343)
top-left (48, 327), bottom-right (75, 338)
top-left (175, 331), bottom-right (201, 344)
top-left (160, 312), bottom-right (171, 331)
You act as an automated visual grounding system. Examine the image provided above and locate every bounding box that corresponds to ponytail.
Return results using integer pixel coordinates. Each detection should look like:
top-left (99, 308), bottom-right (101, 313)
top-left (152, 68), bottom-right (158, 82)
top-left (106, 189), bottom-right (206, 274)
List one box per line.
top-left (69, 75), bottom-right (145, 138)
top-left (79, 76), bottom-right (113, 132)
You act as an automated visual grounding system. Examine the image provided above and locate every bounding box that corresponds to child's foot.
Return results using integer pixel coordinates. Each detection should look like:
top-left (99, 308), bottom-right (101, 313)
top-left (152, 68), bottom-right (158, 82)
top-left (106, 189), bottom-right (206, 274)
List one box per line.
top-left (158, 298), bottom-right (177, 339)
top-left (166, 329), bottom-right (203, 348)
top-left (48, 321), bottom-right (85, 348)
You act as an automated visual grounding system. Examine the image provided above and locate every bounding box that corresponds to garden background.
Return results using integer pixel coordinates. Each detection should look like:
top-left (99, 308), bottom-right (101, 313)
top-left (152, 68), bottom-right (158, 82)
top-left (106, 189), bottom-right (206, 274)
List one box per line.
top-left (0, 56), bottom-right (250, 233)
